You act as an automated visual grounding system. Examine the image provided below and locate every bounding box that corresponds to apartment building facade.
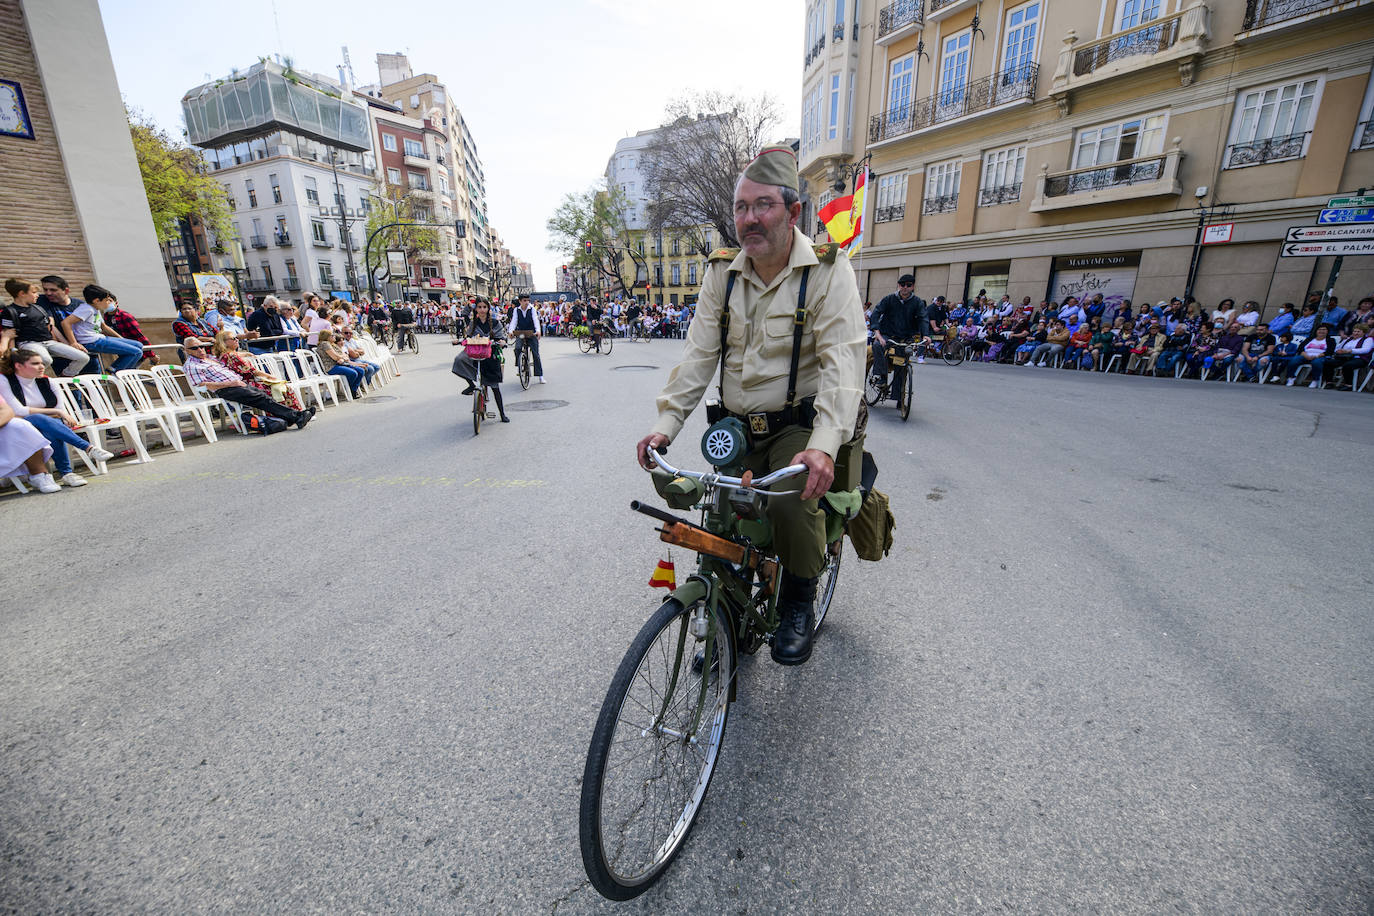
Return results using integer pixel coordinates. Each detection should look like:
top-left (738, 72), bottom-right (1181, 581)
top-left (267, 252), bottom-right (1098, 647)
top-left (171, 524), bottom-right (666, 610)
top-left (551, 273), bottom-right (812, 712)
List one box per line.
top-left (801, 0), bottom-right (1374, 311)
top-left (182, 60), bottom-right (376, 302)
top-left (369, 54), bottom-right (493, 297)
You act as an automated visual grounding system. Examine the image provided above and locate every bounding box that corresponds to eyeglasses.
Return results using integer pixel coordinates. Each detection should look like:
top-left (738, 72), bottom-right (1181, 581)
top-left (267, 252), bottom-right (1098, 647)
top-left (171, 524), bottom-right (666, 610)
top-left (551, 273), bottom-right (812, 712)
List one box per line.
top-left (732, 199), bottom-right (783, 219)
top-left (899, 282), bottom-right (914, 288)
top-left (185, 345), bottom-right (205, 351)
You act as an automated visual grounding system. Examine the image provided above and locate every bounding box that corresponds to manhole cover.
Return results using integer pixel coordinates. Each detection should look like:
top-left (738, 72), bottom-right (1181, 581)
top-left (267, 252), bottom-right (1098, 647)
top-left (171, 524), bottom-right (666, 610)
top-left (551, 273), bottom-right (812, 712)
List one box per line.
top-left (505, 399), bottom-right (570, 412)
top-left (360, 395), bottom-right (398, 403)
top-left (613, 365), bottom-right (659, 371)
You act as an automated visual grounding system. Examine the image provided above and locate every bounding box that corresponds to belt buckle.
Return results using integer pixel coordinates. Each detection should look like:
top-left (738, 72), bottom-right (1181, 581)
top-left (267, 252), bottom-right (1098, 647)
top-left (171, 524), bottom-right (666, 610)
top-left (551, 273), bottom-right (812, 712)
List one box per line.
top-left (747, 413), bottom-right (770, 436)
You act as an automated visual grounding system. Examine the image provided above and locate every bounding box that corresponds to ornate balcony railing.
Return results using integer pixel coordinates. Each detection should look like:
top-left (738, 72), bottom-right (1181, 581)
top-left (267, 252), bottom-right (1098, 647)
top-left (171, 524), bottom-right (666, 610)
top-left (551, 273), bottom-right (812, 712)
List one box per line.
top-left (875, 204), bottom-right (905, 223)
top-left (1223, 131), bottom-right (1310, 169)
top-left (1243, 0), bottom-right (1341, 30)
top-left (930, 0), bottom-right (960, 10)
top-left (1045, 157), bottom-right (1165, 197)
top-left (1074, 15), bottom-right (1181, 75)
top-left (979, 183), bottom-right (1022, 206)
top-left (274, 232), bottom-right (292, 246)
top-left (283, 278), bottom-right (301, 291)
top-left (805, 37), bottom-right (826, 67)
top-left (922, 193), bottom-right (958, 215)
top-left (878, 0), bottom-right (923, 38)
top-left (833, 23), bottom-right (846, 41)
top-left (1358, 120), bottom-right (1374, 150)
top-left (245, 279), bottom-right (274, 293)
top-left (870, 63), bottom-right (1038, 142)
top-left (249, 234), bottom-right (267, 249)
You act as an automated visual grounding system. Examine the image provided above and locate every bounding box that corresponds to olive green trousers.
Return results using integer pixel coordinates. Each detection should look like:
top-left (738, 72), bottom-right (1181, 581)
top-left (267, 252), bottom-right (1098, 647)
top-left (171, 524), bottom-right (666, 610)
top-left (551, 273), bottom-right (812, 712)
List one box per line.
top-left (742, 426), bottom-right (827, 579)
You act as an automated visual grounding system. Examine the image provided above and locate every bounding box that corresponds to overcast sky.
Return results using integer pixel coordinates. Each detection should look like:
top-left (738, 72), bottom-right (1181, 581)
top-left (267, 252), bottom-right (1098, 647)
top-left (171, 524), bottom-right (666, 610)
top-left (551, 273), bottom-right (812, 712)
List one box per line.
top-left (99, 0), bottom-right (803, 288)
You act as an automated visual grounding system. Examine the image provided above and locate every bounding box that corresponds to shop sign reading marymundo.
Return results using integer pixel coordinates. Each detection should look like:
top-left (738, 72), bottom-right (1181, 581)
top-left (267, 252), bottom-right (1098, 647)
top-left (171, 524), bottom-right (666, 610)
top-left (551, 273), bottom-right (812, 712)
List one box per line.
top-left (1051, 251), bottom-right (1141, 307)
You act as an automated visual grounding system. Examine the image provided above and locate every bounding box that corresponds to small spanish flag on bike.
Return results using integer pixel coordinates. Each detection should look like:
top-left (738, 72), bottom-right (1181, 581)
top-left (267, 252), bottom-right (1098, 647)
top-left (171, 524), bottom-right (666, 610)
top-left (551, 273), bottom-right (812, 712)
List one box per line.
top-left (649, 556), bottom-right (676, 589)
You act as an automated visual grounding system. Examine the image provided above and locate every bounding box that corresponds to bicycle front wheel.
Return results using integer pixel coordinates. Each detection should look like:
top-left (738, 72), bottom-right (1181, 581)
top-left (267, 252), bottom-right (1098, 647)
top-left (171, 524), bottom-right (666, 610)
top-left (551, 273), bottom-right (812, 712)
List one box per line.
top-left (578, 335), bottom-right (593, 353)
top-left (600, 335), bottom-right (613, 355)
top-left (580, 597), bottom-right (734, 900)
top-left (472, 388), bottom-right (483, 435)
top-left (900, 366), bottom-right (913, 421)
top-left (814, 539), bottom-right (843, 635)
top-left (864, 372), bottom-right (885, 407)
top-left (518, 348), bottom-right (532, 390)
top-left (409, 332), bottom-right (420, 354)
top-left (942, 342), bottom-right (965, 366)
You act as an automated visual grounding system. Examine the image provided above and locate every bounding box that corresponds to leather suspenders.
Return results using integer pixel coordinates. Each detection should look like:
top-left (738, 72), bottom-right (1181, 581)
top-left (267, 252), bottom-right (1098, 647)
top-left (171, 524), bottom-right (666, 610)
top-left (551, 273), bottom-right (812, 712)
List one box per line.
top-left (717, 266), bottom-right (813, 420)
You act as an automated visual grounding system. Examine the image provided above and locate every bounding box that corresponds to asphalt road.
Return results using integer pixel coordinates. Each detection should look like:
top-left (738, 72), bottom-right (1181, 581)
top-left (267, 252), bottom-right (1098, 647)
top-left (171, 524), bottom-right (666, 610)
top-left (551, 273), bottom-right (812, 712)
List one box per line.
top-left (2, 336), bottom-right (1371, 914)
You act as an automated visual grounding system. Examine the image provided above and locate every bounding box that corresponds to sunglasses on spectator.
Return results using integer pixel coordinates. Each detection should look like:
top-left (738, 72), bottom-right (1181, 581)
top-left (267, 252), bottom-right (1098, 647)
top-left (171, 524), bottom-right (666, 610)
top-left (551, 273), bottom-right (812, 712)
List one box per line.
top-left (899, 281), bottom-right (914, 287)
top-left (186, 345), bottom-right (206, 351)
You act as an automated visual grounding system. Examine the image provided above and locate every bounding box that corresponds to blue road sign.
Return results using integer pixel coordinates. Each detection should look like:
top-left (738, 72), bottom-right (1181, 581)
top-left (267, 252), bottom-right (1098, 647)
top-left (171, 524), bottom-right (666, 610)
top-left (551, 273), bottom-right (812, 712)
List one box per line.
top-left (1317, 207), bottom-right (1374, 224)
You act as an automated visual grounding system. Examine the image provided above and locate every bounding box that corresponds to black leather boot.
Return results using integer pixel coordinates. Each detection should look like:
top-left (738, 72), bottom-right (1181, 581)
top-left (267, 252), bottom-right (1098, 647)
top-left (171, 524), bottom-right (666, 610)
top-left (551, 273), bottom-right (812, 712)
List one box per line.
top-left (771, 571), bottom-right (817, 666)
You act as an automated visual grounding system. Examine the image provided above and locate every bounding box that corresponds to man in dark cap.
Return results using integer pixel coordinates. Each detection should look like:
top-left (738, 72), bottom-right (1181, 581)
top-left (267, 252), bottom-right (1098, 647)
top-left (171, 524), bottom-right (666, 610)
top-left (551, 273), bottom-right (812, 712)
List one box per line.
top-left (635, 144), bottom-right (866, 667)
top-left (868, 273), bottom-right (927, 383)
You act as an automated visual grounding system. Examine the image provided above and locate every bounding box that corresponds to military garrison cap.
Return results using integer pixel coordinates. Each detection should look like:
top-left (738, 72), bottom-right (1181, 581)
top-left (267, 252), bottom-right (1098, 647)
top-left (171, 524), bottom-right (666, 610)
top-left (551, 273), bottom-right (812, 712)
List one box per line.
top-left (742, 145), bottom-right (799, 192)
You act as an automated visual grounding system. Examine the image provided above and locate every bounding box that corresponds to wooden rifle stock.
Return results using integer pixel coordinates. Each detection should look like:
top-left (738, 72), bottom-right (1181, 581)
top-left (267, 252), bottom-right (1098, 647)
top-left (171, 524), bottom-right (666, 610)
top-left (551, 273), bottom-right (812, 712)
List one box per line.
top-left (659, 522), bottom-right (747, 565)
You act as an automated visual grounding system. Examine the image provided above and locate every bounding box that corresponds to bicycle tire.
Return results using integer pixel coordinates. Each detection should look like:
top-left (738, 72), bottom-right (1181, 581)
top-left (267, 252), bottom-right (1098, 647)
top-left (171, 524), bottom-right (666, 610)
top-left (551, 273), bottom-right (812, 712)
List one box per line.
top-left (814, 539), bottom-right (842, 635)
top-left (942, 342), bottom-right (965, 366)
top-left (578, 335), bottom-right (593, 354)
top-left (518, 346), bottom-right (532, 390)
top-left (600, 334), bottom-right (613, 355)
top-left (409, 331), bottom-right (420, 355)
top-left (472, 388), bottom-right (483, 435)
top-left (864, 372), bottom-right (885, 407)
top-left (580, 597), bottom-right (734, 900)
top-left (900, 366), bottom-right (913, 421)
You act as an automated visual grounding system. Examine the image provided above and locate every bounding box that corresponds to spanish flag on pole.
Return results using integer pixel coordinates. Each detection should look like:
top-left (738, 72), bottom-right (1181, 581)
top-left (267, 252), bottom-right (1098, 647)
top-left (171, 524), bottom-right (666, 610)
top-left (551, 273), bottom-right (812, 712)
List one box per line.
top-left (648, 556), bottom-right (676, 589)
top-left (817, 168), bottom-right (867, 256)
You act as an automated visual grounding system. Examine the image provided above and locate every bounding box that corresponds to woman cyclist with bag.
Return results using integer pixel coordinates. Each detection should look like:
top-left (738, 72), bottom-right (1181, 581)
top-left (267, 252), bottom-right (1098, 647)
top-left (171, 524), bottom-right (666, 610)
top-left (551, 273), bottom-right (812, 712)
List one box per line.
top-left (452, 298), bottom-right (510, 423)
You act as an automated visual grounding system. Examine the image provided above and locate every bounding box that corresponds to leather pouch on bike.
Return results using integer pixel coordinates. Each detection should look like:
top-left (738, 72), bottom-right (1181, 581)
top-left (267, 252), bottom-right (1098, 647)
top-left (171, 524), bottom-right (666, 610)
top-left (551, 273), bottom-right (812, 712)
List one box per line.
top-left (651, 468), bottom-right (703, 511)
top-left (847, 487), bottom-right (895, 561)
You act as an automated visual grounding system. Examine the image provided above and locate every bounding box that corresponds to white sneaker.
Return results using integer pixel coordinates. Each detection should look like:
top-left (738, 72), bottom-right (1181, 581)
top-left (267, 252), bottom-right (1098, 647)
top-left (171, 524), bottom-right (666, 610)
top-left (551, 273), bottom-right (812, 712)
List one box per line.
top-left (28, 472), bottom-right (61, 493)
top-left (537, 377), bottom-right (547, 384)
top-left (1308, 381), bottom-right (1319, 389)
top-left (1286, 378), bottom-right (1295, 386)
top-left (916, 356), bottom-right (925, 364)
top-left (88, 446), bottom-right (115, 462)
top-left (61, 472), bottom-right (87, 488)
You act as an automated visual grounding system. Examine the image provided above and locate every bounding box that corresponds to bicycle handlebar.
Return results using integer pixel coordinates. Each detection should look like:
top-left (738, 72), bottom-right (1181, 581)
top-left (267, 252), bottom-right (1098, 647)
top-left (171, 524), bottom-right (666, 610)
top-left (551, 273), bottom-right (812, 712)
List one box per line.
top-left (647, 448), bottom-right (805, 495)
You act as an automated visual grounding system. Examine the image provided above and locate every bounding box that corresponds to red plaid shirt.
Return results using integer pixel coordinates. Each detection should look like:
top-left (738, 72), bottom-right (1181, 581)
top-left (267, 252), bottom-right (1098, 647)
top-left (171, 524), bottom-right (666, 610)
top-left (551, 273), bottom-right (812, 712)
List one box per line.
top-left (107, 307), bottom-right (151, 350)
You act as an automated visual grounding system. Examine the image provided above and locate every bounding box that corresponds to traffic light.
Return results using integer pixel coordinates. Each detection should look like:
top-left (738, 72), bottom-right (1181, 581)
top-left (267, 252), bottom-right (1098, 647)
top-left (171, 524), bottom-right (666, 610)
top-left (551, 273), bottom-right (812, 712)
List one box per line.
top-left (584, 240), bottom-right (593, 256)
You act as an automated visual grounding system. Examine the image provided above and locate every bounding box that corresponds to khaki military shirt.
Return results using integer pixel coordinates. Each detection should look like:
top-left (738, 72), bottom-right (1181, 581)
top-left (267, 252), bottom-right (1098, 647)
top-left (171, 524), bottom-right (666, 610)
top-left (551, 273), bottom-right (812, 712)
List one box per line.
top-left (652, 226), bottom-right (865, 458)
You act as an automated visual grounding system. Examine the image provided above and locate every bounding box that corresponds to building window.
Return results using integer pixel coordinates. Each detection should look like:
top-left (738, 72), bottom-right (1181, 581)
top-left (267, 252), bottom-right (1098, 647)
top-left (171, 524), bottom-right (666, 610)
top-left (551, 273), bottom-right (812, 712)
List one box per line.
top-left (939, 30), bottom-right (972, 115)
top-left (845, 68), bottom-right (856, 141)
top-left (671, 264), bottom-right (681, 286)
top-left (1115, 0), bottom-right (1161, 32)
top-left (654, 265), bottom-right (663, 286)
top-left (828, 74), bottom-right (841, 140)
top-left (1002, 2), bottom-right (1040, 77)
top-left (923, 160), bottom-right (960, 214)
top-left (311, 220), bottom-right (327, 243)
top-left (387, 167), bottom-right (402, 185)
top-left (359, 194), bottom-right (371, 214)
top-left (403, 138), bottom-right (424, 158)
top-left (875, 173), bottom-right (908, 222)
top-left (269, 174), bottom-right (282, 204)
top-left (688, 262), bottom-right (698, 285)
top-left (671, 237), bottom-right (680, 256)
top-left (979, 146), bottom-right (1026, 206)
top-left (245, 179), bottom-right (257, 208)
top-left (223, 184), bottom-right (235, 211)
top-left (408, 171), bottom-right (429, 191)
top-left (1224, 77), bottom-right (1321, 169)
top-left (318, 262), bottom-right (334, 287)
top-left (382, 133), bottom-right (397, 152)
top-left (284, 259), bottom-right (296, 280)
top-left (888, 54), bottom-right (914, 118)
top-left (260, 262), bottom-right (273, 287)
top-left (1074, 112), bottom-right (1167, 169)
top-left (304, 176), bottom-right (319, 205)
top-left (421, 265), bottom-right (440, 279)
top-left (1355, 73), bottom-right (1374, 151)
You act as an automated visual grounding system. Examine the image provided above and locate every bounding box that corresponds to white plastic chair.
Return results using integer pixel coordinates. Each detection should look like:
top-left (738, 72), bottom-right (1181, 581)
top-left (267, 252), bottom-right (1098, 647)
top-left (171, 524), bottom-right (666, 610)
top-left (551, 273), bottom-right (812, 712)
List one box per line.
top-left (1353, 365), bottom-right (1373, 393)
top-left (118, 369), bottom-right (217, 444)
top-left (1103, 354), bottom-right (1122, 374)
top-left (356, 337), bottom-right (395, 383)
top-left (57, 376), bottom-right (157, 463)
top-left (45, 378), bottom-right (110, 474)
top-left (108, 374), bottom-right (186, 452)
top-left (254, 353), bottom-right (325, 410)
top-left (277, 351), bottom-right (339, 407)
top-left (297, 349), bottom-right (352, 402)
top-left (150, 365), bottom-right (236, 436)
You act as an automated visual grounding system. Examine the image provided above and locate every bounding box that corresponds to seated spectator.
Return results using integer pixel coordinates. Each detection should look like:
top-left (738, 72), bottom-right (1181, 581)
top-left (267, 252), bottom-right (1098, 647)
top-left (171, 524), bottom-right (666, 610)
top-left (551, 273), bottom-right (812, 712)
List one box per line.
top-left (104, 297), bottom-right (159, 366)
top-left (1089, 324), bottom-right (1115, 371)
top-left (1017, 320), bottom-right (1047, 365)
top-left (1029, 320), bottom-right (1069, 367)
top-left (1129, 322), bottom-right (1167, 374)
top-left (171, 303), bottom-right (219, 344)
top-left (315, 328), bottom-right (373, 397)
top-left (1267, 303), bottom-right (1297, 336)
top-left (1108, 319), bottom-right (1138, 371)
top-left (339, 326), bottom-right (383, 376)
top-left (1236, 323), bottom-right (1276, 381)
top-left (279, 304), bottom-right (305, 349)
top-left (1000, 317), bottom-right (1031, 363)
top-left (1185, 322), bottom-right (1219, 377)
top-left (1155, 327), bottom-right (1193, 375)
top-left (246, 296), bottom-right (286, 352)
top-left (0, 395), bottom-right (60, 492)
top-left (1211, 298), bottom-right (1237, 327)
top-left (211, 329), bottom-right (303, 412)
top-left (1265, 331), bottom-right (1300, 382)
top-left (1278, 324), bottom-right (1335, 387)
top-left (1065, 322), bottom-right (1094, 369)
top-left (2, 278), bottom-right (89, 376)
top-left (1328, 325), bottom-right (1372, 390)
top-left (59, 284), bottom-right (145, 373)
top-left (1208, 322), bottom-right (1247, 377)
top-left (1058, 298), bottom-right (1084, 328)
top-left (0, 346), bottom-right (114, 487)
top-left (1235, 301), bottom-right (1261, 331)
top-left (1290, 304), bottom-right (1318, 338)
top-left (1321, 296), bottom-right (1347, 332)
top-left (305, 306), bottom-right (332, 346)
top-left (1341, 297), bottom-right (1374, 334)
top-left (180, 337), bottom-right (313, 429)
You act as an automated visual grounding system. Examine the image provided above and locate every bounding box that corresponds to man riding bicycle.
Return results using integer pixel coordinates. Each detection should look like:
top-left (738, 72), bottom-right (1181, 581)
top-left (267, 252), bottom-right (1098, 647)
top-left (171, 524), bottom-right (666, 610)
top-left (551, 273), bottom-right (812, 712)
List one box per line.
top-left (506, 291), bottom-right (546, 384)
top-left (636, 145), bottom-right (865, 667)
top-left (586, 297), bottom-right (606, 349)
top-left (390, 301), bottom-right (416, 350)
top-left (868, 273), bottom-right (927, 385)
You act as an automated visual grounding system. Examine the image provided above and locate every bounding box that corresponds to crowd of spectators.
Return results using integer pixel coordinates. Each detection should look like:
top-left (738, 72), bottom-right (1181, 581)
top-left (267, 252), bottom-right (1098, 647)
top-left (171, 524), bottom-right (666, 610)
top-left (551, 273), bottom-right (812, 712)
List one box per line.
top-left (875, 288), bottom-right (1373, 391)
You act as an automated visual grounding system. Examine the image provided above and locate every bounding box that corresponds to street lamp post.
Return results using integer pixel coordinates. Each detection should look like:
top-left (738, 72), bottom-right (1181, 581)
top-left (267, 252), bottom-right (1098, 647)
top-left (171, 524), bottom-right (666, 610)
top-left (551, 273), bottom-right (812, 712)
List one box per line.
top-left (329, 150), bottom-right (361, 301)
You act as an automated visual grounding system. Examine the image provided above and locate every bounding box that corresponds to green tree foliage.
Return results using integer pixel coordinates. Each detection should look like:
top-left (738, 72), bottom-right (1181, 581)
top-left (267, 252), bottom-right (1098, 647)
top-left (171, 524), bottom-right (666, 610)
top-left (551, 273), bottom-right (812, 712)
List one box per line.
top-left (363, 186), bottom-right (442, 286)
top-left (127, 107), bottom-right (232, 244)
top-left (546, 184), bottom-right (641, 298)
